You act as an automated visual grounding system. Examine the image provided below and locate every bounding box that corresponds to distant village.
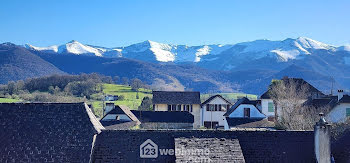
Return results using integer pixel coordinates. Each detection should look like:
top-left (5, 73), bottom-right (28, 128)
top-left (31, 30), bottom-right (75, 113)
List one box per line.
top-left (1, 76), bottom-right (350, 162)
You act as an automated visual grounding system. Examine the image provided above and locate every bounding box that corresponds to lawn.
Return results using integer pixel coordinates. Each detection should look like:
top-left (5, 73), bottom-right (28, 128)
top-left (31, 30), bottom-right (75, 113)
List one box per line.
top-left (201, 93), bottom-right (257, 103)
top-left (0, 98), bottom-right (20, 103)
top-left (90, 84), bottom-right (152, 117)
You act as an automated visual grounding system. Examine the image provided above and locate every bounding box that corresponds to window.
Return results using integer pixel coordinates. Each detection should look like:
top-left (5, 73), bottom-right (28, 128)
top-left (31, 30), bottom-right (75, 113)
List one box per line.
top-left (209, 104), bottom-right (214, 111)
top-left (214, 105), bottom-right (218, 111)
top-left (190, 105), bottom-right (193, 112)
top-left (206, 104), bottom-right (210, 111)
top-left (177, 105), bottom-right (181, 111)
top-left (172, 104), bottom-right (176, 111)
top-left (346, 108), bottom-right (350, 117)
top-left (167, 105), bottom-right (171, 111)
top-left (244, 108), bottom-right (250, 118)
top-left (218, 104), bottom-right (222, 111)
top-left (268, 102), bottom-right (274, 112)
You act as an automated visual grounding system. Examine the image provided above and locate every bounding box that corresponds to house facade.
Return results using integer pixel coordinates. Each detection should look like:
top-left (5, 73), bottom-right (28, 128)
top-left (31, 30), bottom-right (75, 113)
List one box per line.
top-left (326, 91), bottom-right (350, 123)
top-left (200, 95), bottom-right (232, 128)
top-left (223, 97), bottom-right (268, 130)
top-left (152, 91), bottom-right (201, 128)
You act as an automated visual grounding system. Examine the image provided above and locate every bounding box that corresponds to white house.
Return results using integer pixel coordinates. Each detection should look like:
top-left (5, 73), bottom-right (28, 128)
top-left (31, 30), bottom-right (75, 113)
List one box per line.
top-left (326, 90), bottom-right (350, 123)
top-left (223, 97), bottom-right (267, 130)
top-left (200, 95), bottom-right (232, 128)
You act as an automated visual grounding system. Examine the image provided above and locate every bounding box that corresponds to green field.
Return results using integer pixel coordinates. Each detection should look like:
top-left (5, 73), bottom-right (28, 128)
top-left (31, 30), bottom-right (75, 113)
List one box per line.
top-left (201, 93), bottom-right (257, 103)
top-left (0, 98), bottom-right (20, 103)
top-left (90, 84), bottom-right (152, 117)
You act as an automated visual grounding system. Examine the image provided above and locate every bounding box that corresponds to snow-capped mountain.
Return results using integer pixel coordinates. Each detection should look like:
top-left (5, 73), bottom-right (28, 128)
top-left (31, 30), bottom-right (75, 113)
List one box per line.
top-left (25, 37), bottom-right (350, 71)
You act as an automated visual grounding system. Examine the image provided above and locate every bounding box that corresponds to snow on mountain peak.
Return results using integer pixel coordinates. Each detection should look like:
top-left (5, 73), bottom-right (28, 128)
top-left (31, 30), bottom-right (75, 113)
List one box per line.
top-left (295, 37), bottom-right (333, 50)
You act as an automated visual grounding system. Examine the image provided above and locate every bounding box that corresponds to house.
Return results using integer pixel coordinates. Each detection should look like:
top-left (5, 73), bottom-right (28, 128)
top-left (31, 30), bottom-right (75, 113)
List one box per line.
top-left (223, 97), bottom-right (271, 130)
top-left (200, 95), bottom-right (232, 128)
top-left (100, 104), bottom-right (194, 129)
top-left (325, 90), bottom-right (350, 123)
top-left (152, 91), bottom-right (201, 128)
top-left (260, 77), bottom-right (325, 121)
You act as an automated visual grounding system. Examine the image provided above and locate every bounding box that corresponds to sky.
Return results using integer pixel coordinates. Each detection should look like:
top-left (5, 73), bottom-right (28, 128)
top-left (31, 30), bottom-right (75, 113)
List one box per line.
top-left (0, 0), bottom-right (349, 47)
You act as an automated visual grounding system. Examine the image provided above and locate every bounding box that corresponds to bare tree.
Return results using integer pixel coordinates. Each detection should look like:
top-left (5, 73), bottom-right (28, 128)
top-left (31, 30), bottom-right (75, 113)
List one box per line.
top-left (268, 79), bottom-right (321, 130)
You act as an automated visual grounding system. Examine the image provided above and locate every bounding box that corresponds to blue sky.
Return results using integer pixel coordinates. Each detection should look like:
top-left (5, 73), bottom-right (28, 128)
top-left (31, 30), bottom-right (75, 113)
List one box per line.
top-left (0, 0), bottom-right (349, 47)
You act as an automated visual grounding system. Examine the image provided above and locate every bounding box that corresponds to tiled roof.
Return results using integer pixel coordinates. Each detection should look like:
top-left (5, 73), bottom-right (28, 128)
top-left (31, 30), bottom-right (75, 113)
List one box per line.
top-left (152, 91), bottom-right (201, 104)
top-left (224, 97), bottom-right (259, 116)
top-left (226, 117), bottom-right (275, 128)
top-left (260, 77), bottom-right (324, 99)
top-left (201, 94), bottom-right (233, 106)
top-left (332, 128), bottom-right (350, 162)
top-left (0, 103), bottom-right (103, 162)
top-left (131, 110), bottom-right (194, 123)
top-left (175, 137), bottom-right (245, 162)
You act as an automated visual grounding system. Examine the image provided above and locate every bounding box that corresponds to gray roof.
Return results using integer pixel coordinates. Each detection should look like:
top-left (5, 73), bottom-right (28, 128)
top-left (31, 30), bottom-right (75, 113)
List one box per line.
top-left (339, 95), bottom-right (350, 103)
top-left (175, 137), bottom-right (245, 162)
top-left (0, 103), bottom-right (103, 163)
top-left (131, 110), bottom-right (194, 123)
top-left (152, 91), bottom-right (201, 104)
top-left (226, 117), bottom-right (274, 128)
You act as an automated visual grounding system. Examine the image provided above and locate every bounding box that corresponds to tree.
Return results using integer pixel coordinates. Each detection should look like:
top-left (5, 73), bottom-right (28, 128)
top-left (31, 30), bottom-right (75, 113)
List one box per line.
top-left (113, 76), bottom-right (120, 84)
top-left (138, 97), bottom-right (153, 111)
top-left (122, 77), bottom-right (129, 85)
top-left (268, 79), bottom-right (325, 130)
top-left (7, 81), bottom-right (17, 95)
top-left (131, 78), bottom-right (143, 91)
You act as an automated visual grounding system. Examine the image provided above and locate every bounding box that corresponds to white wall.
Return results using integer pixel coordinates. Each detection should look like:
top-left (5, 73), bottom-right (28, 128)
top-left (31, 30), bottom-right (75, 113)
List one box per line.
top-left (228, 104), bottom-right (266, 118)
top-left (326, 103), bottom-right (350, 123)
top-left (261, 99), bottom-right (275, 117)
top-left (201, 96), bottom-right (231, 127)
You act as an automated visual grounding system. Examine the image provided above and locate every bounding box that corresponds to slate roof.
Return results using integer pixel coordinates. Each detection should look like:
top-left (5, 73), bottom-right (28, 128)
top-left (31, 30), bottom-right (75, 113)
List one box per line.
top-left (131, 110), bottom-right (194, 123)
top-left (201, 94), bottom-right (233, 106)
top-left (226, 117), bottom-right (275, 128)
top-left (101, 121), bottom-right (137, 130)
top-left (339, 95), bottom-right (350, 103)
top-left (0, 103), bottom-right (103, 163)
top-left (260, 77), bottom-right (324, 99)
top-left (224, 97), bottom-right (260, 116)
top-left (332, 128), bottom-right (350, 162)
top-left (152, 91), bottom-right (201, 104)
top-left (175, 137), bottom-right (245, 162)
top-left (91, 130), bottom-right (315, 162)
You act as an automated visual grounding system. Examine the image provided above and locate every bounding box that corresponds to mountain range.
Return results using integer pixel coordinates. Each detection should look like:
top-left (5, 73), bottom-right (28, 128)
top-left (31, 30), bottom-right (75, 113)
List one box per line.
top-left (1, 37), bottom-right (350, 95)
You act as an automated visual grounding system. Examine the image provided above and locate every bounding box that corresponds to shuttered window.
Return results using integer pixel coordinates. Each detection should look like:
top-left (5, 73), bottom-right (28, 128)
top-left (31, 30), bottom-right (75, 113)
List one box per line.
top-left (268, 102), bottom-right (274, 112)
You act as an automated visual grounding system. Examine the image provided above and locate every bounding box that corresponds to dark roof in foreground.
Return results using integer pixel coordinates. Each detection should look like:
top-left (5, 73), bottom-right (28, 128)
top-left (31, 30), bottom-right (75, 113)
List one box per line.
top-left (226, 117), bottom-right (275, 128)
top-left (152, 91), bottom-right (201, 104)
top-left (91, 130), bottom-right (315, 162)
top-left (332, 128), bottom-right (350, 162)
top-left (175, 137), bottom-right (245, 162)
top-left (131, 110), bottom-right (194, 123)
top-left (260, 77), bottom-right (324, 99)
top-left (0, 103), bottom-right (103, 163)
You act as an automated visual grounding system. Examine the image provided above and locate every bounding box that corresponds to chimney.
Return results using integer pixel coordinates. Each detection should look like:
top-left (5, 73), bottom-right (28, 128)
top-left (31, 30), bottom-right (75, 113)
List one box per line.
top-left (314, 112), bottom-right (331, 163)
top-left (338, 90), bottom-right (344, 101)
